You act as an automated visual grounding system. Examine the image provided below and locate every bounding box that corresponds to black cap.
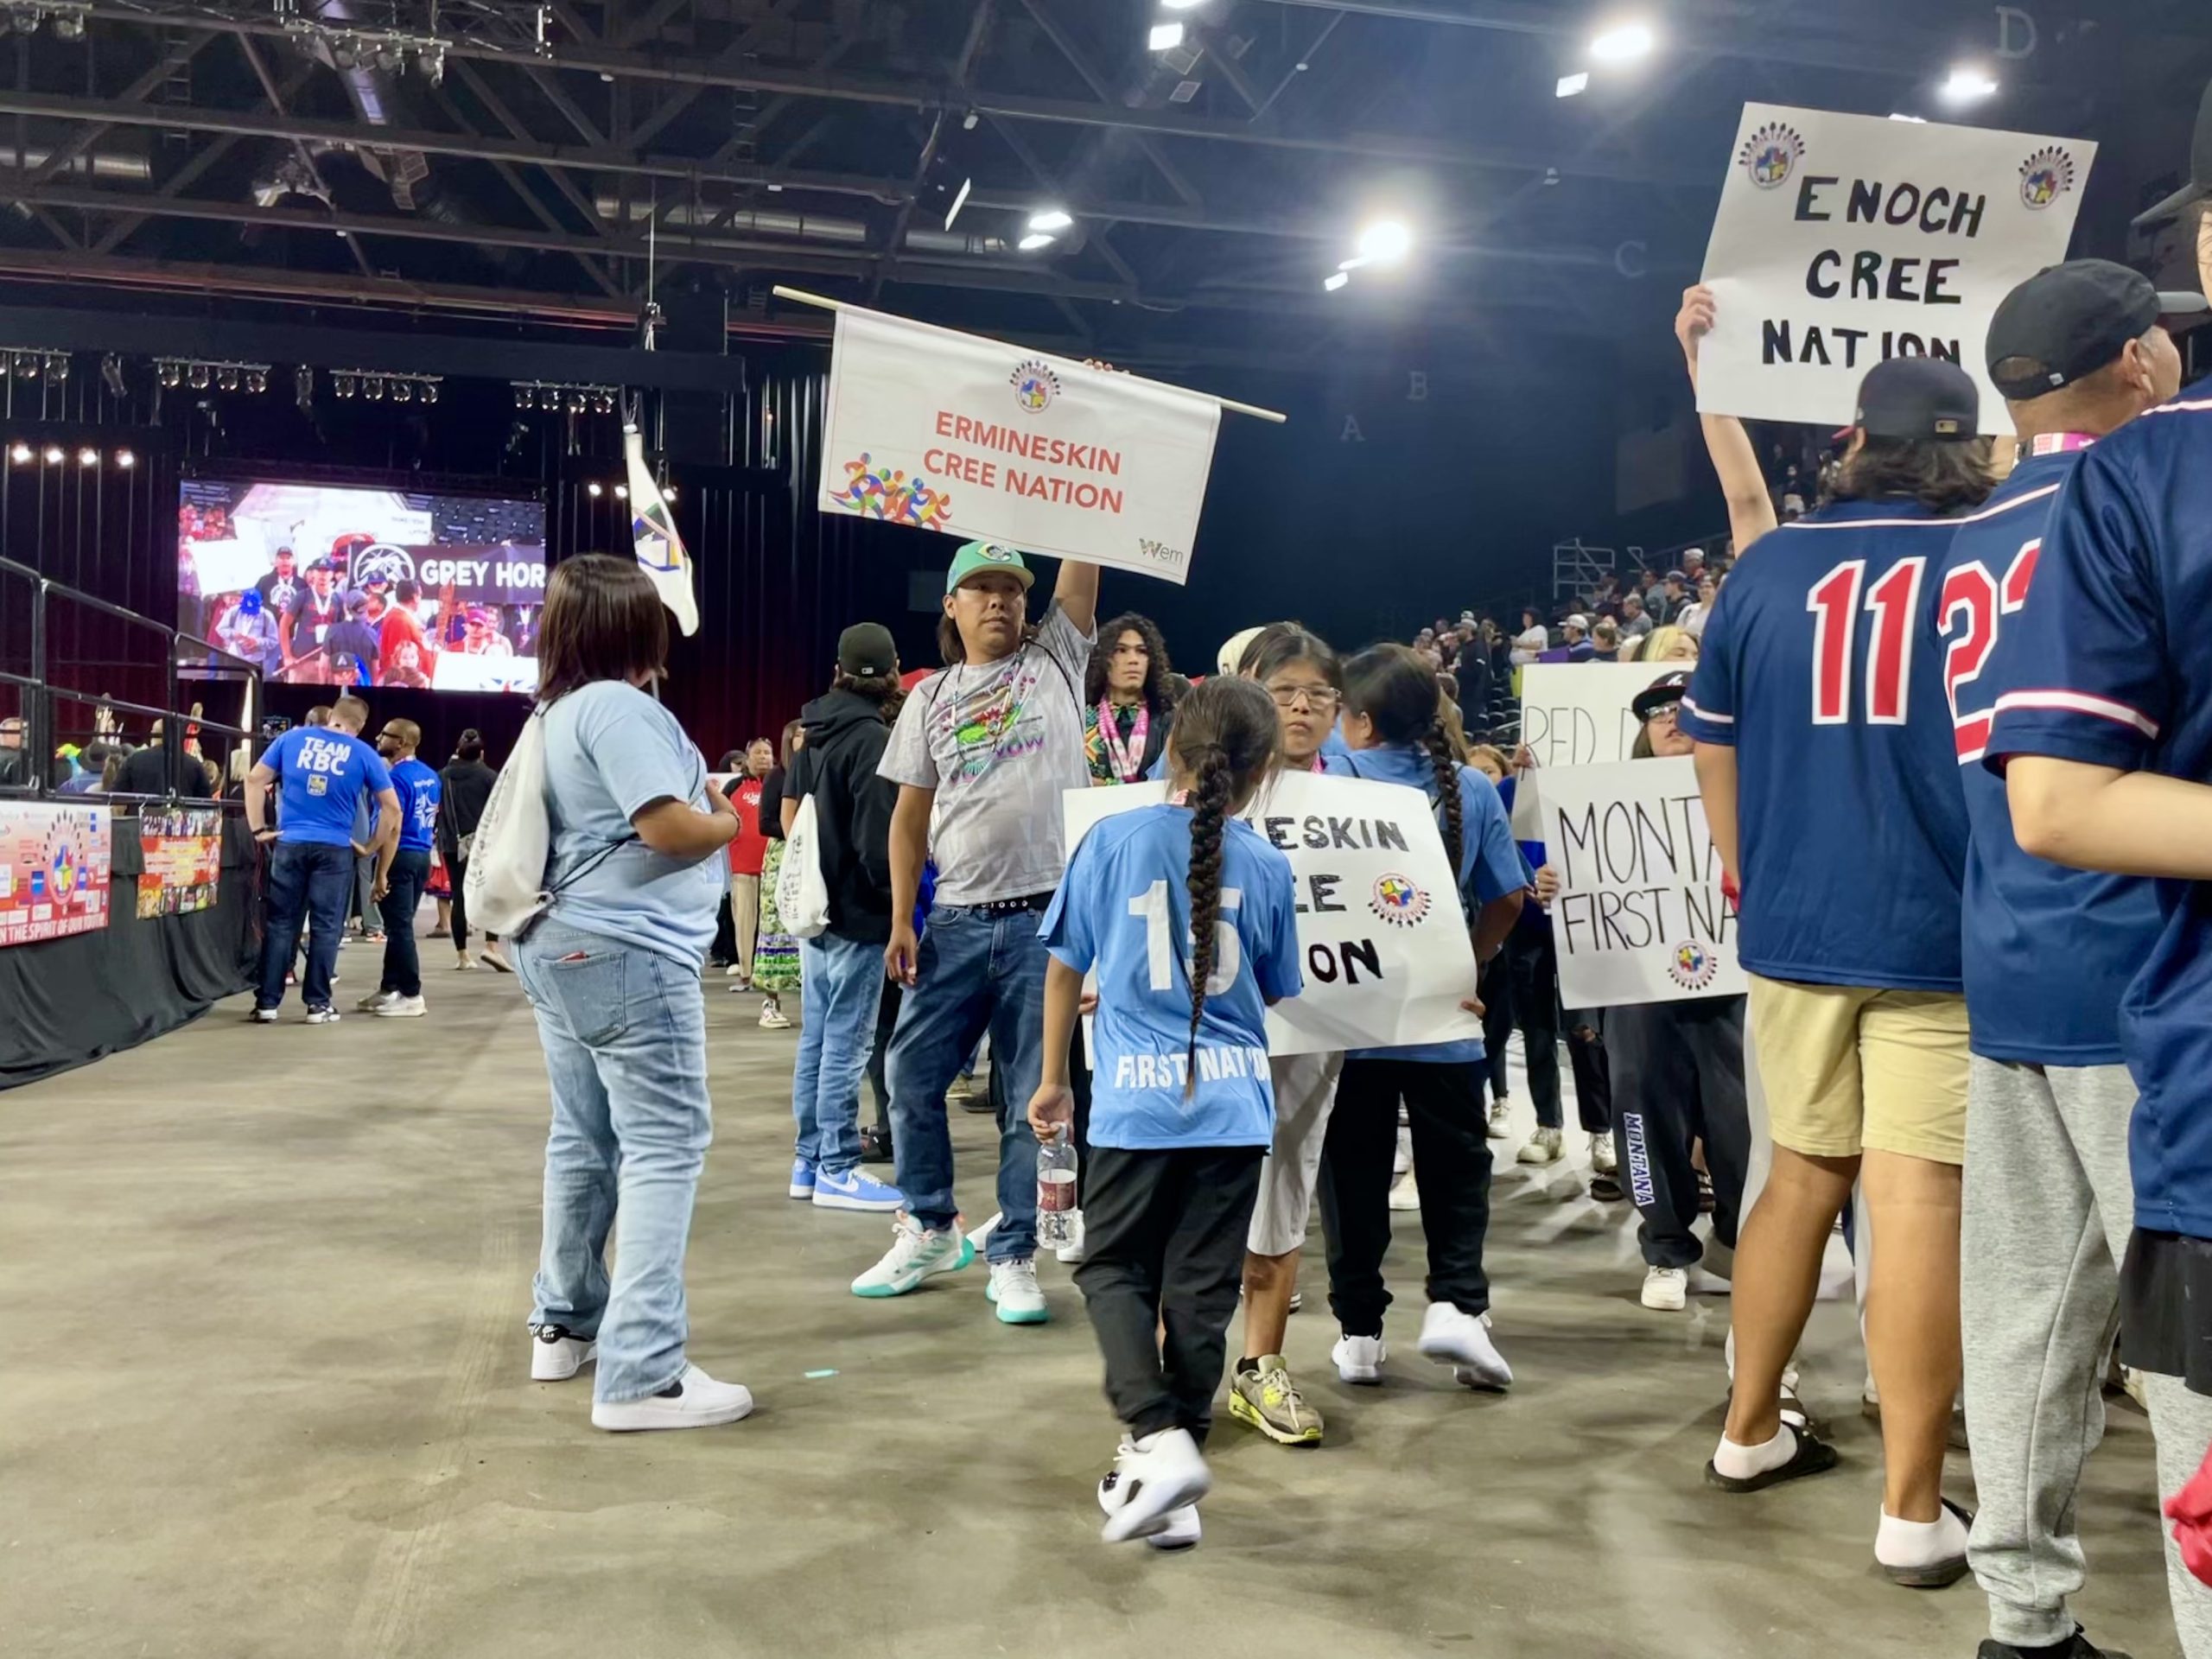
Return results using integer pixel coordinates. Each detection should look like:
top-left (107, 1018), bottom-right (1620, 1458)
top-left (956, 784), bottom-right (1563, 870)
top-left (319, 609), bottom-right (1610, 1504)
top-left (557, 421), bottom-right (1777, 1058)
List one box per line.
top-left (2136, 78), bottom-right (2212, 230)
top-left (1987, 260), bottom-right (2208, 400)
top-left (1853, 356), bottom-right (1980, 442)
top-left (836, 621), bottom-right (897, 677)
top-left (1632, 671), bottom-right (1693, 722)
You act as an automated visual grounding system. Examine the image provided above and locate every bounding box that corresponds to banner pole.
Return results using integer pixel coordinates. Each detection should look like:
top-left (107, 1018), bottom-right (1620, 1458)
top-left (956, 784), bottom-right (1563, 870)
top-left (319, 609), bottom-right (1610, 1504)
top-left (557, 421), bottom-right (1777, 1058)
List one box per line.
top-left (771, 284), bottom-right (1288, 424)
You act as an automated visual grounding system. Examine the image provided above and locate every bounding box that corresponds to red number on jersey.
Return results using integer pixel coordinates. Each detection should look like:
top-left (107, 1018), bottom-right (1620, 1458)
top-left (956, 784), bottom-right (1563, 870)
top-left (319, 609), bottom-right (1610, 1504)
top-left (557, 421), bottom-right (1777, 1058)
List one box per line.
top-left (1806, 560), bottom-right (1866, 725)
top-left (1807, 557), bottom-right (1927, 725)
top-left (1937, 539), bottom-right (2039, 762)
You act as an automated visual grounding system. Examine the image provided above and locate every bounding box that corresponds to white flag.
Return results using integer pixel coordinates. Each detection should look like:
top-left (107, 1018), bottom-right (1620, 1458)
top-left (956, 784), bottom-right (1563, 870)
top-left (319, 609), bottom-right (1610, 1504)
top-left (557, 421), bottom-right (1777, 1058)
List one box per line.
top-left (625, 424), bottom-right (696, 636)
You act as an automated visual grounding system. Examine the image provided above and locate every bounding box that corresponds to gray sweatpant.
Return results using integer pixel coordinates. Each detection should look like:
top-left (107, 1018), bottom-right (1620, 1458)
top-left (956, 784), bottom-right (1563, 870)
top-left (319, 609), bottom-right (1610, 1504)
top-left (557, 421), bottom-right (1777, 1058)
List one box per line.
top-left (1962, 1055), bottom-right (2212, 1655)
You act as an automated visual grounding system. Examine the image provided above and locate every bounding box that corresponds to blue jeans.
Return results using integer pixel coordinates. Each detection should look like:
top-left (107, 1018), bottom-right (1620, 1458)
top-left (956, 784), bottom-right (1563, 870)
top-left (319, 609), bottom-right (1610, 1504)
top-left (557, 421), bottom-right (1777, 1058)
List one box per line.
top-left (255, 839), bottom-right (353, 1010)
top-left (516, 918), bottom-right (714, 1405)
top-left (377, 848), bottom-right (430, 996)
top-left (792, 931), bottom-right (887, 1177)
top-left (887, 904), bottom-right (1050, 1263)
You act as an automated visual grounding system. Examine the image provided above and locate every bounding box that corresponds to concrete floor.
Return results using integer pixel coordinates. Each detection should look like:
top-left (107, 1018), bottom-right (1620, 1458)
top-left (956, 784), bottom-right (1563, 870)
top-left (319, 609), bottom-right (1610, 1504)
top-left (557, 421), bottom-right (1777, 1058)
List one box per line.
top-left (1, 933), bottom-right (2181, 1659)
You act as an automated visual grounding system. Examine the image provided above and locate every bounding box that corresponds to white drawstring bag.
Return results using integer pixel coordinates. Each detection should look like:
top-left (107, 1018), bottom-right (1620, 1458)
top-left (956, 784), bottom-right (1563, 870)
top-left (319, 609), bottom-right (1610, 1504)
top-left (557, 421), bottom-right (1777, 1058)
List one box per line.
top-left (462, 708), bottom-right (553, 938)
top-left (776, 792), bottom-right (831, 940)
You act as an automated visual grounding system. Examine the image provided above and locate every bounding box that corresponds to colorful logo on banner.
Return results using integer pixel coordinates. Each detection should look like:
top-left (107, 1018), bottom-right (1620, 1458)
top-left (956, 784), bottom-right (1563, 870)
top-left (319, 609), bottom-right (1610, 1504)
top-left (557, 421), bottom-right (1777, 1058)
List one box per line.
top-left (1009, 359), bottom-right (1061, 414)
top-left (1666, 940), bottom-right (1719, 992)
top-left (1738, 121), bottom-right (1806, 189)
top-left (1368, 874), bottom-right (1431, 927)
top-left (2018, 146), bottom-right (2076, 209)
top-left (830, 454), bottom-right (956, 530)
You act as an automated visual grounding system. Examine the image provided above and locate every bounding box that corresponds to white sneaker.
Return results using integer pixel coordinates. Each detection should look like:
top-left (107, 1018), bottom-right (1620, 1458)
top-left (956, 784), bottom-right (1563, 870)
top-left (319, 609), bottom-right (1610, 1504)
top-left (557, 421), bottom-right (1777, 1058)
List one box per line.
top-left (304, 1006), bottom-right (341, 1026)
top-left (590, 1363), bottom-right (754, 1432)
top-left (1332, 1332), bottom-right (1388, 1384)
top-left (760, 1003), bottom-right (792, 1030)
top-left (1591, 1132), bottom-right (1618, 1175)
top-left (530, 1323), bottom-right (596, 1381)
top-left (478, 947), bottom-right (512, 973)
top-left (250, 1006), bottom-right (280, 1024)
top-left (1097, 1428), bottom-right (1211, 1544)
top-left (1389, 1168), bottom-right (1421, 1212)
top-left (987, 1258), bottom-right (1049, 1325)
top-left (1516, 1127), bottom-right (1563, 1166)
top-left (1146, 1505), bottom-right (1200, 1551)
top-left (1641, 1266), bottom-right (1688, 1312)
top-left (723, 963), bottom-right (743, 977)
top-left (375, 994), bottom-right (427, 1018)
top-left (850, 1214), bottom-right (974, 1298)
top-left (1419, 1301), bottom-right (1512, 1391)
top-left (1053, 1209), bottom-right (1087, 1265)
top-left (1394, 1125), bottom-right (1413, 1176)
top-left (454, 955), bottom-right (477, 971)
top-left (1487, 1098), bottom-right (1511, 1139)
top-left (355, 989), bottom-right (395, 1013)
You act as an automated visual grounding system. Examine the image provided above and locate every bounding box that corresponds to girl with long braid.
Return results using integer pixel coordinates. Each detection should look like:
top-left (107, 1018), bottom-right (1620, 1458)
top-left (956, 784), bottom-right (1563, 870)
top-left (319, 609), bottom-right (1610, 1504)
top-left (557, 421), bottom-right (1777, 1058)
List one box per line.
top-left (1030, 677), bottom-right (1302, 1551)
top-left (1320, 645), bottom-right (1529, 1393)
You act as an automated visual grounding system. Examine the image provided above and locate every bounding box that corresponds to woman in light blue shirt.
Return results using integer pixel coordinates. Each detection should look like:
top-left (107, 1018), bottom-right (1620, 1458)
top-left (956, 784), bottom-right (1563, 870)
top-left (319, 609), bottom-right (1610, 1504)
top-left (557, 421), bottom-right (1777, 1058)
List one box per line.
top-left (516, 555), bottom-right (753, 1433)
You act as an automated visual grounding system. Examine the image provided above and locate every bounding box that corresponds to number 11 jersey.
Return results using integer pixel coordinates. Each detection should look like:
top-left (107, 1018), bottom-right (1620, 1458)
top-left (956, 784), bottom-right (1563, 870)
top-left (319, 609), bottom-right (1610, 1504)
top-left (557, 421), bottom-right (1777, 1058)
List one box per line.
top-left (1678, 497), bottom-right (1970, 990)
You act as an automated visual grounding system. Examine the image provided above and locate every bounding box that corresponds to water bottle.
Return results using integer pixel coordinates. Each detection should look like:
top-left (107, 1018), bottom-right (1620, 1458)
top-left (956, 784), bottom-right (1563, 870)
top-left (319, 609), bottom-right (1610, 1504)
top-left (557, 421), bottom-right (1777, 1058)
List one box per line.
top-left (1036, 1126), bottom-right (1079, 1248)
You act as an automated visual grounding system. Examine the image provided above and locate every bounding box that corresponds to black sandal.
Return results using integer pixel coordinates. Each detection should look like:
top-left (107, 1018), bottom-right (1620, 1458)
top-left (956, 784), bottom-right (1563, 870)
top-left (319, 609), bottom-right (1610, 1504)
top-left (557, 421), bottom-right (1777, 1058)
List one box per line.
top-left (1879, 1497), bottom-right (1974, 1588)
top-left (1705, 1427), bottom-right (1840, 1493)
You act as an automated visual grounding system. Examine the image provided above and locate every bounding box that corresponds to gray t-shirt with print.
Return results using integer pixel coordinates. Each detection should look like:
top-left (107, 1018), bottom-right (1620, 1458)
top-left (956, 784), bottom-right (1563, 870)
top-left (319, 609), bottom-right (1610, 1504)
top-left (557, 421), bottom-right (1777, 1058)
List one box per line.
top-left (880, 601), bottom-right (1096, 907)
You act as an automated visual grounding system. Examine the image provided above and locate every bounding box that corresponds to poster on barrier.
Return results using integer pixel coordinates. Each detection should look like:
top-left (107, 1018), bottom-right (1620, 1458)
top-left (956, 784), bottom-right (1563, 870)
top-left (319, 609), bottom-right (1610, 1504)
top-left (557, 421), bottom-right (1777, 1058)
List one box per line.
top-left (1063, 772), bottom-right (1481, 1058)
top-left (0, 800), bottom-right (111, 948)
top-left (137, 810), bottom-right (223, 919)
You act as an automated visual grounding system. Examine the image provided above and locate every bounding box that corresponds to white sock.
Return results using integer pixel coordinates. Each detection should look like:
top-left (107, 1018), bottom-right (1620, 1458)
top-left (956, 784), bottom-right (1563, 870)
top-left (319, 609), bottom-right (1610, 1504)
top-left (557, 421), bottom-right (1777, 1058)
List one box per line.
top-left (1711, 1424), bottom-right (1796, 1482)
top-left (1874, 1503), bottom-right (1967, 1568)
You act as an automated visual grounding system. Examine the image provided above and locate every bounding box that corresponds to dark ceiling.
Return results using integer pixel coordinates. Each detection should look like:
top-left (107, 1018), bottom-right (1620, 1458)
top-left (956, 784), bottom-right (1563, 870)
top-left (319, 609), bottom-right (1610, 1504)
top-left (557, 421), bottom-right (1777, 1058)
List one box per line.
top-left (0, 0), bottom-right (2204, 371)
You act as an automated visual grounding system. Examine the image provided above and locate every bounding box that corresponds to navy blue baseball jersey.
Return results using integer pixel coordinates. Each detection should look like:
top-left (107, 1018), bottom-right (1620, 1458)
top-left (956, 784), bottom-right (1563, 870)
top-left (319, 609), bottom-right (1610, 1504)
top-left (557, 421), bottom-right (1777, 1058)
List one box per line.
top-left (1986, 396), bottom-right (2212, 1241)
top-left (1678, 499), bottom-right (1969, 989)
top-left (1936, 448), bottom-right (2162, 1067)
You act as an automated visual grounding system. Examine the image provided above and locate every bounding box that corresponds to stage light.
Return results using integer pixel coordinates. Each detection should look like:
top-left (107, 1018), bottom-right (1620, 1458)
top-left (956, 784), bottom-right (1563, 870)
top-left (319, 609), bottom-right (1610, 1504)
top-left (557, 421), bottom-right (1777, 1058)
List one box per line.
top-left (9, 442), bottom-right (29, 464)
top-left (1940, 65), bottom-right (1999, 104)
top-left (188, 363), bottom-right (210, 390)
top-left (45, 352), bottom-right (66, 381)
top-left (365, 375), bottom-right (386, 401)
top-left (1018, 232), bottom-right (1056, 251)
top-left (53, 7), bottom-right (82, 37)
top-left (1590, 21), bottom-right (1654, 63)
top-left (157, 360), bottom-right (181, 389)
top-left (76, 446), bottom-right (97, 466)
top-left (587, 481), bottom-right (603, 498)
top-left (334, 372), bottom-right (356, 399)
top-left (663, 485), bottom-right (676, 499)
top-left (1148, 21), bottom-right (1185, 52)
top-left (13, 353), bottom-right (36, 379)
top-left (114, 448), bottom-right (133, 468)
top-left (1556, 71), bottom-right (1590, 98)
top-left (216, 365), bottom-right (239, 392)
top-left (391, 378), bottom-right (412, 403)
top-left (565, 389), bottom-right (586, 414)
top-left (99, 353), bottom-right (124, 397)
top-left (1357, 220), bottom-right (1413, 264)
top-left (592, 390), bottom-right (613, 415)
top-left (245, 367), bottom-right (266, 395)
top-left (421, 378), bottom-right (439, 404)
top-left (515, 384), bottom-right (534, 409)
top-left (41, 445), bottom-right (62, 464)
top-left (613, 485), bottom-right (628, 500)
top-left (1027, 207), bottom-right (1073, 233)
top-left (1324, 271), bottom-right (1351, 292)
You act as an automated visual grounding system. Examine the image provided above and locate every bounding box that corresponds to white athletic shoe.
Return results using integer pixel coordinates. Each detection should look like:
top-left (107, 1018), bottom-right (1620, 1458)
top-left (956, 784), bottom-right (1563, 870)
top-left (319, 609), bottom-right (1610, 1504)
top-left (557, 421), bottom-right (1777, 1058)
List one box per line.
top-left (590, 1363), bottom-right (753, 1432)
top-left (1516, 1127), bottom-right (1563, 1166)
top-left (1389, 1168), bottom-right (1421, 1212)
top-left (850, 1215), bottom-right (974, 1298)
top-left (1487, 1098), bottom-right (1511, 1139)
top-left (1419, 1301), bottom-right (1512, 1391)
top-left (249, 1007), bottom-right (280, 1024)
top-left (355, 989), bottom-right (395, 1013)
top-left (304, 1006), bottom-right (341, 1026)
top-left (987, 1259), bottom-right (1049, 1325)
top-left (1097, 1428), bottom-right (1211, 1545)
top-left (1145, 1506), bottom-right (1200, 1551)
top-left (1053, 1209), bottom-right (1087, 1266)
top-left (760, 1003), bottom-right (792, 1030)
top-left (375, 994), bottom-right (427, 1018)
top-left (1590, 1133), bottom-right (1618, 1175)
top-left (1332, 1332), bottom-right (1388, 1385)
top-left (454, 955), bottom-right (477, 972)
top-left (530, 1323), bottom-right (596, 1381)
top-left (1641, 1267), bottom-right (1688, 1312)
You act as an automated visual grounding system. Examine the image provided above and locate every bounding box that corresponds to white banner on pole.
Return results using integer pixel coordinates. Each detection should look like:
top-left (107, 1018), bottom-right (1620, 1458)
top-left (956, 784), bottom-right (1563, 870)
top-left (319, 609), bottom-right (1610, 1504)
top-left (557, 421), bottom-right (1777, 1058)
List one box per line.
top-left (1536, 757), bottom-right (1746, 1008)
top-left (1062, 772), bottom-right (1482, 1058)
top-left (818, 302), bottom-right (1224, 584)
top-left (1697, 102), bottom-right (2094, 431)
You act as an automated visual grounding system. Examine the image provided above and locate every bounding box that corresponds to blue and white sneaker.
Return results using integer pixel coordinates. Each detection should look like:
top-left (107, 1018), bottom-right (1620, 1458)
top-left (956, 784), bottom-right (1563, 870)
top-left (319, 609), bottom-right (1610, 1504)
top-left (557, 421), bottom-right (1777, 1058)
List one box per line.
top-left (812, 1166), bottom-right (905, 1213)
top-left (851, 1215), bottom-right (974, 1298)
top-left (788, 1159), bottom-right (817, 1201)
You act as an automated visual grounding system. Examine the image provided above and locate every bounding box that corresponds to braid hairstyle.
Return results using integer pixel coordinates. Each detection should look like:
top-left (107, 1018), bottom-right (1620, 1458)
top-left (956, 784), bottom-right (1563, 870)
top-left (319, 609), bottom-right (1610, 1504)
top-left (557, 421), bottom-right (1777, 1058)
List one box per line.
top-left (1167, 675), bottom-right (1282, 1097)
top-left (1344, 643), bottom-right (1464, 876)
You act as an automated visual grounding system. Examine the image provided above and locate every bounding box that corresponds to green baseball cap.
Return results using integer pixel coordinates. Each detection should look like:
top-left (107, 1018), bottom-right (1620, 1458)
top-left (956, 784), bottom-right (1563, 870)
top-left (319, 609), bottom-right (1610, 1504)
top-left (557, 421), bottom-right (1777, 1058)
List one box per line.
top-left (944, 541), bottom-right (1034, 595)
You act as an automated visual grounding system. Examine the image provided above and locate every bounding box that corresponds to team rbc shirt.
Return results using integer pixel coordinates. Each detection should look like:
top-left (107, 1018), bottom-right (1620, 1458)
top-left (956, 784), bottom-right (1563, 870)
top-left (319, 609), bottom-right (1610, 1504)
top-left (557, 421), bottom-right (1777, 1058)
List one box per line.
top-left (1986, 398), bottom-right (2212, 1240)
top-left (1039, 804), bottom-right (1302, 1150)
top-left (264, 727), bottom-right (391, 848)
top-left (1935, 448), bottom-right (2162, 1066)
top-left (1679, 499), bottom-right (1970, 989)
top-left (389, 757), bottom-right (442, 854)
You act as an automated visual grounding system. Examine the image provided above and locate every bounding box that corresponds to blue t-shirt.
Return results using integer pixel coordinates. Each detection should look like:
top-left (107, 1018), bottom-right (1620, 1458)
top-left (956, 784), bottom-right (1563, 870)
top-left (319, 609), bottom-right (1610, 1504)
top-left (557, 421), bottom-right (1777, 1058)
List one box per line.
top-left (1040, 804), bottom-right (1302, 1150)
top-left (1678, 499), bottom-right (1970, 990)
top-left (1985, 397), bottom-right (2212, 1240)
top-left (264, 727), bottom-right (391, 849)
top-left (1325, 743), bottom-right (1529, 1062)
top-left (1934, 449), bottom-right (2162, 1066)
top-left (390, 757), bottom-right (442, 855)
top-left (540, 680), bottom-right (723, 969)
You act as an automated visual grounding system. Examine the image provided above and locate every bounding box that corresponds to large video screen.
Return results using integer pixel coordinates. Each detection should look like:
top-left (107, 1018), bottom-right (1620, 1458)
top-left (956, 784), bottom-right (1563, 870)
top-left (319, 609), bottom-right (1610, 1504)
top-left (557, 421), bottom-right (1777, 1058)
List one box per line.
top-left (177, 478), bottom-right (546, 695)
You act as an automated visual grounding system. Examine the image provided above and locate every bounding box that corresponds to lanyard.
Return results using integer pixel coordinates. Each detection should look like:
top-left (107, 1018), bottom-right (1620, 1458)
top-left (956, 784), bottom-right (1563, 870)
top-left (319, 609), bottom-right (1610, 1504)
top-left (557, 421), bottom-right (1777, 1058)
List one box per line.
top-left (1096, 698), bottom-right (1149, 782)
top-left (2028, 432), bottom-right (2097, 456)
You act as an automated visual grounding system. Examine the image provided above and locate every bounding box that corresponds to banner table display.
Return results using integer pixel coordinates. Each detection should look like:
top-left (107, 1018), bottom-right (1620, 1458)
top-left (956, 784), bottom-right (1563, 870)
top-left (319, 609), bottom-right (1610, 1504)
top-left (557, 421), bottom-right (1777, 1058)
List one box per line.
top-left (1064, 772), bottom-right (1482, 1058)
top-left (0, 801), bottom-right (112, 948)
top-left (137, 810), bottom-right (224, 919)
top-left (817, 300), bottom-right (1225, 584)
top-left (1533, 757), bottom-right (1745, 1009)
top-left (1698, 102), bottom-right (2094, 430)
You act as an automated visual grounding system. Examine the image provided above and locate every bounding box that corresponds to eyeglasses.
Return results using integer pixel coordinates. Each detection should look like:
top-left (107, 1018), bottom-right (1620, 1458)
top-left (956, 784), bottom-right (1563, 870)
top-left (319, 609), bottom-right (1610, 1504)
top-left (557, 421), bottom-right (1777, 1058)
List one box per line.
top-left (1645, 703), bottom-right (1681, 723)
top-left (1267, 684), bottom-right (1340, 710)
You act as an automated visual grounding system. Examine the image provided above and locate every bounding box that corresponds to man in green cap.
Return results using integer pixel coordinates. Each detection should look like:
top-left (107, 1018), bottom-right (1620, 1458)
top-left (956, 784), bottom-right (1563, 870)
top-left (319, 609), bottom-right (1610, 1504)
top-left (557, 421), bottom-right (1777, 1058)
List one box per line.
top-left (851, 541), bottom-right (1100, 1322)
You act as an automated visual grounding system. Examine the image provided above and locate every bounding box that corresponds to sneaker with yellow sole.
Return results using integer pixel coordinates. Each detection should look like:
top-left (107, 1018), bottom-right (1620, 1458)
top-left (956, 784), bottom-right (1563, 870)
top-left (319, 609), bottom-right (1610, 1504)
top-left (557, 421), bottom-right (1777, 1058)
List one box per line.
top-left (1229, 1355), bottom-right (1324, 1446)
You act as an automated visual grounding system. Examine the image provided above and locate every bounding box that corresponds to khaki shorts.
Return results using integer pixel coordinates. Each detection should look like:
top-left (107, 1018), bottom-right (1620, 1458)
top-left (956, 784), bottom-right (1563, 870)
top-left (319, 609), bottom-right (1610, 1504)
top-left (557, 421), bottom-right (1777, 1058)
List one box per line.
top-left (1247, 1051), bottom-right (1344, 1256)
top-left (1746, 975), bottom-right (1970, 1166)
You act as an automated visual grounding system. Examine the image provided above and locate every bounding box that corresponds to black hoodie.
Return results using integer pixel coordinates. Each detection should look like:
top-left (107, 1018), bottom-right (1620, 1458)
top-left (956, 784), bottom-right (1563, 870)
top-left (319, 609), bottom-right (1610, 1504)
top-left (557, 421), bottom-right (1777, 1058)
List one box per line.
top-left (790, 686), bottom-right (899, 944)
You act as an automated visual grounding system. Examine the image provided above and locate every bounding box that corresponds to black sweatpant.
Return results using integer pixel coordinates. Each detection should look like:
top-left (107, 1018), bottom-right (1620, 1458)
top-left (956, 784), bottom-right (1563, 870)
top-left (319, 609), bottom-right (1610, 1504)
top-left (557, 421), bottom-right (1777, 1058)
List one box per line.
top-left (1478, 949), bottom-right (1513, 1103)
top-left (1075, 1145), bottom-right (1264, 1446)
top-left (1567, 1012), bottom-right (1613, 1135)
top-left (1319, 1058), bottom-right (1494, 1337)
top-left (1508, 927), bottom-right (1566, 1130)
top-left (1606, 996), bottom-right (1751, 1269)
